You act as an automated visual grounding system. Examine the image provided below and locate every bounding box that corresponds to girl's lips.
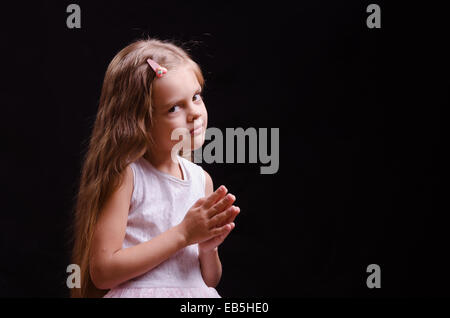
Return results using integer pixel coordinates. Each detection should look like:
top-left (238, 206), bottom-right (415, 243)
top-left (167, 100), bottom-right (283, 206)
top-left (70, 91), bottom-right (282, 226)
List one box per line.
top-left (190, 126), bottom-right (203, 136)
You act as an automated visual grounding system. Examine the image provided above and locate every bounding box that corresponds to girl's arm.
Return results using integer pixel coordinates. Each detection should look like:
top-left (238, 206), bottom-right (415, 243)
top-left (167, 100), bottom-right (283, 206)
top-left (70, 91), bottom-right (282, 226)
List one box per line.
top-left (198, 171), bottom-right (223, 287)
top-left (89, 165), bottom-right (188, 290)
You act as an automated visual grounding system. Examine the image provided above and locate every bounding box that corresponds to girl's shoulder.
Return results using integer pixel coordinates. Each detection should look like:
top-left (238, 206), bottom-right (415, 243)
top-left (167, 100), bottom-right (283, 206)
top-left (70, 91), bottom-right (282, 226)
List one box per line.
top-left (129, 157), bottom-right (151, 178)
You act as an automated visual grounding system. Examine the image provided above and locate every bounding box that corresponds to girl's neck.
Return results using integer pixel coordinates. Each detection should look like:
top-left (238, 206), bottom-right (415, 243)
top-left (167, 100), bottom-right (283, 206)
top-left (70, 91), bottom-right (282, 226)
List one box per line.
top-left (143, 150), bottom-right (185, 180)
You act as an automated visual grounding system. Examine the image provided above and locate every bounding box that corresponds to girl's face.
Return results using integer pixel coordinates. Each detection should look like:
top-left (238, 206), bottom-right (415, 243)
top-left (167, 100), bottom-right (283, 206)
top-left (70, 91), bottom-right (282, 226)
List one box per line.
top-left (149, 63), bottom-right (207, 156)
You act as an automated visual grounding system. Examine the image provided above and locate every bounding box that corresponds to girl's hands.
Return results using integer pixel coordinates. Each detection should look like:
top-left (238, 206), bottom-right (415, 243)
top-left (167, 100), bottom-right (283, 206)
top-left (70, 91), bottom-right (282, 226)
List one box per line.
top-left (198, 191), bottom-right (240, 254)
top-left (198, 209), bottom-right (239, 254)
top-left (178, 185), bottom-right (240, 247)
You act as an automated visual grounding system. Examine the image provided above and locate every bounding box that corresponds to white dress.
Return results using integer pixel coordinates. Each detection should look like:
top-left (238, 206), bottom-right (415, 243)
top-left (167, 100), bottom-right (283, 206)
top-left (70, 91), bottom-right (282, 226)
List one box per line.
top-left (104, 155), bottom-right (220, 298)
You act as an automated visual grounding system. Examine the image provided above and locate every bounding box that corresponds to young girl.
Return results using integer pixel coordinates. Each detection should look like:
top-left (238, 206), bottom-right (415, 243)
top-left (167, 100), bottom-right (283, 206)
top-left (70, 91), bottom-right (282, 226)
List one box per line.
top-left (71, 38), bottom-right (240, 298)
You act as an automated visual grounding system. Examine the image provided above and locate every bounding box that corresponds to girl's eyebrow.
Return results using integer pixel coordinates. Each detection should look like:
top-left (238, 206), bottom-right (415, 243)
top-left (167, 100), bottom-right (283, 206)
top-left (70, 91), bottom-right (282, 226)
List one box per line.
top-left (162, 86), bottom-right (202, 108)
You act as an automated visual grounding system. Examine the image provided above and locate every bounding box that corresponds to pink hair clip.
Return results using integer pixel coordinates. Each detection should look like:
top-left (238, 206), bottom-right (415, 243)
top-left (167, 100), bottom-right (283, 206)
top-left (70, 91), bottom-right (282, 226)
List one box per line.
top-left (147, 58), bottom-right (167, 78)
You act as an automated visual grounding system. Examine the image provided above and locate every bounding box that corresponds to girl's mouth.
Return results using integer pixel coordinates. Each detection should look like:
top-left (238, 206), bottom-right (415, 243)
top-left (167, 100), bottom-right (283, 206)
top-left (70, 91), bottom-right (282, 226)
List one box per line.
top-left (190, 126), bottom-right (203, 136)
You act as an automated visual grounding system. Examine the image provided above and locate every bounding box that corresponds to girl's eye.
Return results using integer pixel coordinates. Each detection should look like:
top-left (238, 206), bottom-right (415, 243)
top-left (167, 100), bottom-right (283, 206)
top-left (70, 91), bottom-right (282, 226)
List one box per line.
top-left (168, 105), bottom-right (180, 113)
top-left (193, 93), bottom-right (202, 102)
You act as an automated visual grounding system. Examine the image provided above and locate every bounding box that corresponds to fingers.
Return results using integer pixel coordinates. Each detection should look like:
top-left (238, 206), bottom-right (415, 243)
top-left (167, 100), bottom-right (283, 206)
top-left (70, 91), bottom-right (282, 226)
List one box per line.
top-left (203, 185), bottom-right (228, 209)
top-left (223, 207), bottom-right (240, 225)
top-left (200, 223), bottom-right (235, 251)
top-left (213, 223), bottom-right (234, 242)
top-left (192, 197), bottom-right (206, 208)
top-left (211, 222), bottom-right (235, 236)
top-left (207, 192), bottom-right (236, 217)
top-left (209, 205), bottom-right (240, 228)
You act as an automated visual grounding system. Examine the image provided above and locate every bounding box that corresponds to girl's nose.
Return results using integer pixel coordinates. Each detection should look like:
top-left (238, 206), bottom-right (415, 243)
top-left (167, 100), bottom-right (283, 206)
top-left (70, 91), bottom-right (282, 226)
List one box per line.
top-left (187, 103), bottom-right (202, 122)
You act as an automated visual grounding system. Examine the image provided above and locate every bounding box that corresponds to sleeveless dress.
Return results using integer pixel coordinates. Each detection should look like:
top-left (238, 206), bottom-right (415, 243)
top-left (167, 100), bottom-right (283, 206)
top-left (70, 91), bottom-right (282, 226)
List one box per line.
top-left (103, 155), bottom-right (221, 298)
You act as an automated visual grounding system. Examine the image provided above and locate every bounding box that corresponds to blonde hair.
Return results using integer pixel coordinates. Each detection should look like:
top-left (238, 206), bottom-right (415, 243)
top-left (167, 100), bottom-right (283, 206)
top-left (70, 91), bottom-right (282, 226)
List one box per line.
top-left (70, 37), bottom-right (204, 297)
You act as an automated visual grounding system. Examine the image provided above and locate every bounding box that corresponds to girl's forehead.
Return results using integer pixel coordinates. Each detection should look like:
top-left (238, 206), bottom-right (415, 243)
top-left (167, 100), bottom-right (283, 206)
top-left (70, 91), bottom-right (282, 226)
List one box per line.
top-left (152, 65), bottom-right (200, 106)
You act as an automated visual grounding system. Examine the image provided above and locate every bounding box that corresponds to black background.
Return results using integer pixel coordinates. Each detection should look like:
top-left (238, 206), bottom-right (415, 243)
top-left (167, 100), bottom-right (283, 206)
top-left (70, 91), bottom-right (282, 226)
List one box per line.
top-left (1, 0), bottom-right (447, 297)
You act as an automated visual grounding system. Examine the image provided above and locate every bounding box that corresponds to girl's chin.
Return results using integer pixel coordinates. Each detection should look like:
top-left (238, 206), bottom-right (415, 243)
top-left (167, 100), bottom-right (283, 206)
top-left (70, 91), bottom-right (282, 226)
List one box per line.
top-left (183, 135), bottom-right (202, 149)
top-left (191, 138), bottom-right (205, 150)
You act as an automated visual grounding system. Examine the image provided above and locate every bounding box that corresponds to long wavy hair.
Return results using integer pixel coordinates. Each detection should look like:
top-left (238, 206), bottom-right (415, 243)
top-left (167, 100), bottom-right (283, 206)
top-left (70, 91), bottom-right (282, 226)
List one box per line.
top-left (70, 38), bottom-right (204, 297)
